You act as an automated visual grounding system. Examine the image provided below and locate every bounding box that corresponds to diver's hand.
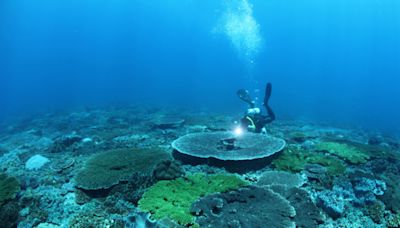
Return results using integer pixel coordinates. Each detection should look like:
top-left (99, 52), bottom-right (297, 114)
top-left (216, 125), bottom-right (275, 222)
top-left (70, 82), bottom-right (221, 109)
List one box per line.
top-left (261, 127), bottom-right (267, 135)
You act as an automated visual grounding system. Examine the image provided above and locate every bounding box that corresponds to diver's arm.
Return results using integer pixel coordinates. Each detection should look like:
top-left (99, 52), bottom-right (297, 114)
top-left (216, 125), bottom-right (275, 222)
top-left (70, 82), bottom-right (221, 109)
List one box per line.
top-left (237, 89), bottom-right (255, 108)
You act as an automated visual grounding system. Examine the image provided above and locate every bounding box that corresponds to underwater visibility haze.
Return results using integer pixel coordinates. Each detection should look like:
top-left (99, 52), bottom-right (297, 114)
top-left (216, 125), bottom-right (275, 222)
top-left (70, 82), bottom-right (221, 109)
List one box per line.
top-left (1, 0), bottom-right (399, 133)
top-left (0, 0), bottom-right (400, 227)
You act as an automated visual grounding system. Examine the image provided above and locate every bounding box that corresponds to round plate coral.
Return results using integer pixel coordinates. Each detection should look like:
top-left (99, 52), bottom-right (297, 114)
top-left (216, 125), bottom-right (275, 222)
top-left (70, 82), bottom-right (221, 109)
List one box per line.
top-left (172, 131), bottom-right (286, 161)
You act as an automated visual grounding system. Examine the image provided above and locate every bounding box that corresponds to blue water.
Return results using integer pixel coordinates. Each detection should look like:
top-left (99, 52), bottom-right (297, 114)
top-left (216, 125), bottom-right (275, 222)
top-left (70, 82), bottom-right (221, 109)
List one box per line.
top-left (0, 0), bottom-right (399, 133)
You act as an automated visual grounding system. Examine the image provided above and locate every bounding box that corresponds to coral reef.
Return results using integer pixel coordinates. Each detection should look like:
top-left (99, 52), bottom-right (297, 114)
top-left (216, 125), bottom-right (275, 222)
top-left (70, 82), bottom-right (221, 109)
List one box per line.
top-left (368, 135), bottom-right (384, 145)
top-left (319, 209), bottom-right (380, 228)
top-left (0, 173), bottom-right (20, 206)
top-left (303, 163), bottom-right (329, 185)
top-left (0, 105), bottom-right (398, 227)
top-left (272, 146), bottom-right (346, 175)
top-left (268, 184), bottom-right (324, 227)
top-left (152, 160), bottom-right (184, 181)
top-left (288, 131), bottom-right (316, 143)
top-left (172, 131), bottom-right (286, 160)
top-left (116, 212), bottom-right (154, 228)
top-left (0, 147), bottom-right (7, 156)
top-left (385, 212), bottom-right (400, 227)
top-left (112, 134), bottom-right (150, 148)
top-left (191, 186), bottom-right (296, 228)
top-left (69, 212), bottom-right (115, 227)
top-left (0, 201), bottom-right (20, 228)
top-left (50, 157), bottom-right (75, 173)
top-left (49, 133), bottom-right (82, 153)
top-left (352, 177), bottom-right (386, 205)
top-left (152, 116), bottom-right (185, 129)
top-left (316, 188), bottom-right (347, 219)
top-left (18, 184), bottom-right (81, 227)
top-left (257, 170), bottom-right (305, 188)
top-left (114, 211), bottom-right (177, 228)
top-left (316, 175), bottom-right (387, 219)
top-left (315, 141), bottom-right (370, 164)
top-left (109, 173), bottom-right (154, 204)
top-left (378, 173), bottom-right (400, 213)
top-left (75, 148), bottom-right (169, 190)
top-left (25, 154), bottom-right (50, 171)
top-left (138, 173), bottom-right (248, 226)
top-left (366, 201), bottom-right (386, 224)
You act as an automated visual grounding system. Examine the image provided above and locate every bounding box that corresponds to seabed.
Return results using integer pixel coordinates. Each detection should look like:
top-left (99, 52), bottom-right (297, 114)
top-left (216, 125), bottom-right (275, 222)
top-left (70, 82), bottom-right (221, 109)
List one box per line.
top-left (0, 105), bottom-right (399, 228)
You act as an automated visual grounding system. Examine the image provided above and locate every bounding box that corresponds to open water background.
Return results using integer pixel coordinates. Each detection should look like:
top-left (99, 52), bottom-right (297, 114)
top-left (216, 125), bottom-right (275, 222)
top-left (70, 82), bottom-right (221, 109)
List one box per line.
top-left (0, 0), bottom-right (399, 134)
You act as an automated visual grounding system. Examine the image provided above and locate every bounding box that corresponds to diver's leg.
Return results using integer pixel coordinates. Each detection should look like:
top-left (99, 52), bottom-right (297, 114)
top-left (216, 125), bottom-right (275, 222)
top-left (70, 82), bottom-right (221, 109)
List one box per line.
top-left (263, 83), bottom-right (275, 122)
top-left (265, 105), bottom-right (275, 122)
top-left (264, 83), bottom-right (272, 105)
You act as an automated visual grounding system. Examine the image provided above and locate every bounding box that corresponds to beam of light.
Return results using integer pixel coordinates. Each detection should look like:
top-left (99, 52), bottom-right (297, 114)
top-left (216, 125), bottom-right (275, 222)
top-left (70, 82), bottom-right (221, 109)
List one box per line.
top-left (233, 126), bottom-right (244, 136)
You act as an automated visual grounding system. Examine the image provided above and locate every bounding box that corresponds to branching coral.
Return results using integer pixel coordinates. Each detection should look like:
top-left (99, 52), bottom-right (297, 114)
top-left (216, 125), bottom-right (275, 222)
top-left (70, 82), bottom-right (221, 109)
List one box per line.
top-left (315, 142), bottom-right (370, 164)
top-left (138, 173), bottom-right (248, 226)
top-left (272, 147), bottom-right (346, 175)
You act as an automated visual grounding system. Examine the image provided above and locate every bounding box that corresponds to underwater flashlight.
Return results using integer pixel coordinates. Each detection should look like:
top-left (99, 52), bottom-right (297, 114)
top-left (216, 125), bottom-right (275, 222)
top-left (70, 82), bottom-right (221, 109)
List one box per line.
top-left (234, 126), bottom-right (244, 136)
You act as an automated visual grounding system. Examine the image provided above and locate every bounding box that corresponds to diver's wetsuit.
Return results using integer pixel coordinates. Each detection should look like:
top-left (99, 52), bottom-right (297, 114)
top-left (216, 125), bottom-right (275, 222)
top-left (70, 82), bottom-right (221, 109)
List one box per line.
top-left (238, 83), bottom-right (275, 133)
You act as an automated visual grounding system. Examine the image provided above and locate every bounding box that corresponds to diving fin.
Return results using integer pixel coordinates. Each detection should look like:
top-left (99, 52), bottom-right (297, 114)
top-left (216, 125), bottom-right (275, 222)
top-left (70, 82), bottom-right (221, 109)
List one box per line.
top-left (237, 89), bottom-right (255, 108)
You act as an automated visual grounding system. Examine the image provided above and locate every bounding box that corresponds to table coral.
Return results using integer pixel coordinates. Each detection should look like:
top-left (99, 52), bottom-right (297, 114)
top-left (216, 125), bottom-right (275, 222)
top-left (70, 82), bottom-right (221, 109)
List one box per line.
top-left (172, 131), bottom-right (286, 160)
top-left (75, 148), bottom-right (169, 190)
top-left (191, 186), bottom-right (296, 228)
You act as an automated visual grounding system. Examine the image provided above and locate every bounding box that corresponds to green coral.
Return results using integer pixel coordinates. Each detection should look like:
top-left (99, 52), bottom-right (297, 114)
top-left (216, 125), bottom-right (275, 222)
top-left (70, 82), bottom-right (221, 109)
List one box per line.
top-left (138, 173), bottom-right (248, 226)
top-left (272, 146), bottom-right (346, 175)
top-left (315, 141), bottom-right (370, 164)
top-left (0, 173), bottom-right (20, 206)
top-left (337, 139), bottom-right (393, 159)
top-left (385, 212), bottom-right (400, 227)
top-left (367, 201), bottom-right (385, 224)
top-left (75, 148), bottom-right (169, 190)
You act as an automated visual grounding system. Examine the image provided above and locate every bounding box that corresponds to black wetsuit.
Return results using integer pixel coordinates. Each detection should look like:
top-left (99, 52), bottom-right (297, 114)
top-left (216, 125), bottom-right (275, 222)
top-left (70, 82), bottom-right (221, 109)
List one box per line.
top-left (238, 83), bottom-right (275, 133)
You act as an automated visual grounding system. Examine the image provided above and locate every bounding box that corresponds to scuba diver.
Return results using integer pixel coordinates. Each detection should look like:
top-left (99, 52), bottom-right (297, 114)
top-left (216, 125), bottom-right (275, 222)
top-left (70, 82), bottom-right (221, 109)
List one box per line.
top-left (237, 82), bottom-right (275, 134)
